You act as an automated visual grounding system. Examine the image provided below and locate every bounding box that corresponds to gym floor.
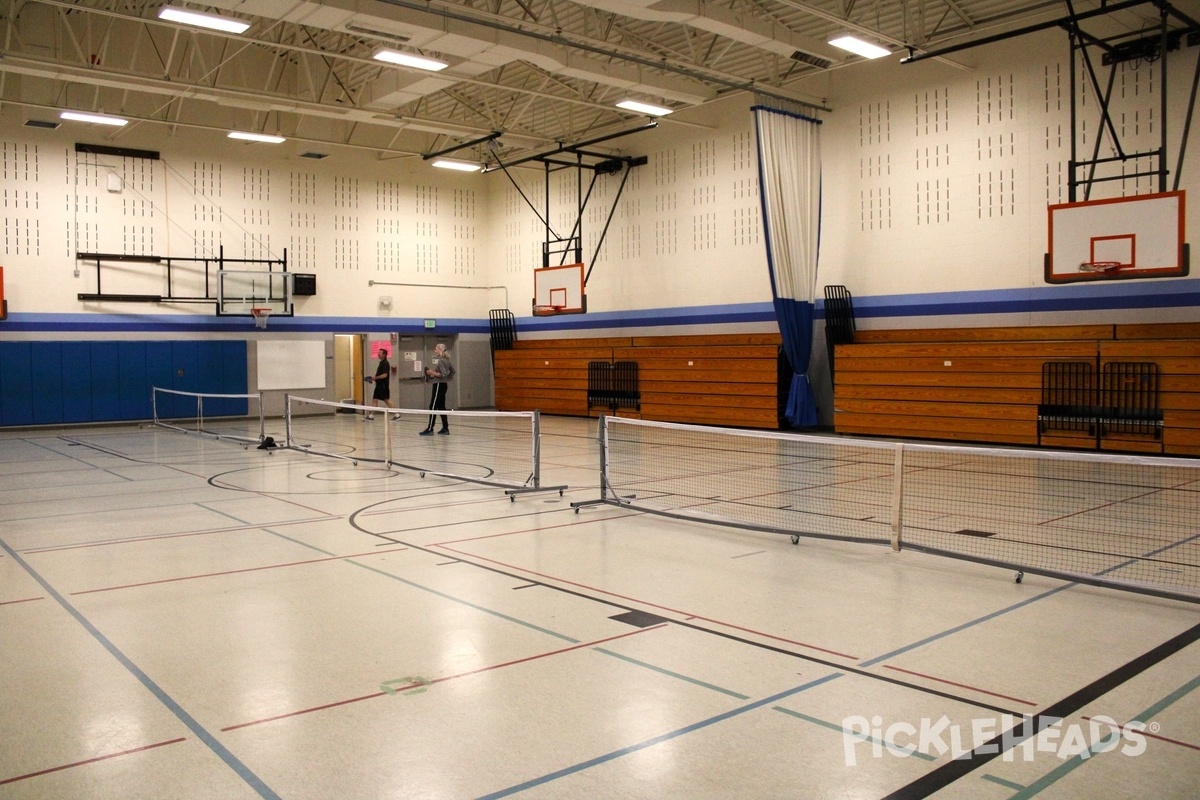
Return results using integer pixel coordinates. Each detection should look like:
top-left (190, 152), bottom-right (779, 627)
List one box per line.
top-left (1, 416), bottom-right (1198, 799)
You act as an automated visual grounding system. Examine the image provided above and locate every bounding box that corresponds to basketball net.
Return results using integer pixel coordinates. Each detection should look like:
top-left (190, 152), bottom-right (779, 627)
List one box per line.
top-left (252, 308), bottom-right (272, 329)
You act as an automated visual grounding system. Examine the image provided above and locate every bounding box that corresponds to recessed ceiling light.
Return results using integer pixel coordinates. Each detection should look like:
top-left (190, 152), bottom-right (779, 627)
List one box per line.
top-left (431, 159), bottom-right (481, 172)
top-left (300, 152), bottom-right (330, 159)
top-left (228, 131), bottom-right (286, 144)
top-left (60, 111), bottom-right (128, 127)
top-left (158, 6), bottom-right (250, 34)
top-left (24, 119), bottom-right (61, 130)
top-left (373, 49), bottom-right (448, 71)
top-left (828, 34), bottom-right (891, 59)
top-left (616, 100), bottom-right (673, 117)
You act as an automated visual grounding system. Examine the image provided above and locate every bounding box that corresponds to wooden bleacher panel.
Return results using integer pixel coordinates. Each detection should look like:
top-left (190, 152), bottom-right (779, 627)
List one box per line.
top-left (494, 334), bottom-right (782, 429)
top-left (835, 323), bottom-right (1200, 455)
top-left (833, 336), bottom-right (1094, 448)
top-left (852, 325), bottom-right (1113, 343)
top-left (1115, 322), bottom-right (1200, 340)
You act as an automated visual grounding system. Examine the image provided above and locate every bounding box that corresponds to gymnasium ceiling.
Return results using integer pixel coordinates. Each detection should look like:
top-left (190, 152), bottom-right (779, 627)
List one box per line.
top-left (1, 0), bottom-right (1197, 166)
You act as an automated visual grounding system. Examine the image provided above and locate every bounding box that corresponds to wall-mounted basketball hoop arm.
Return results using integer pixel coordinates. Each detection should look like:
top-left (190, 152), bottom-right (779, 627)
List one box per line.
top-left (76, 246), bottom-right (294, 316)
top-left (479, 123), bottom-right (654, 288)
top-left (902, 0), bottom-right (1200, 201)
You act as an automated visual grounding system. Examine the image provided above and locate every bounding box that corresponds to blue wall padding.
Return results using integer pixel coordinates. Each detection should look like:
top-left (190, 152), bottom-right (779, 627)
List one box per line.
top-left (0, 340), bottom-right (248, 427)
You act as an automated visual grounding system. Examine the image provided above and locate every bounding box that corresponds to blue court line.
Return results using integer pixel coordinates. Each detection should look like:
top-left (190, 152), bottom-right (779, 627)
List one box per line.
top-left (1005, 671), bottom-right (1200, 799)
top-left (474, 672), bottom-right (844, 800)
top-left (857, 583), bottom-right (1074, 667)
top-left (0, 535), bottom-right (281, 800)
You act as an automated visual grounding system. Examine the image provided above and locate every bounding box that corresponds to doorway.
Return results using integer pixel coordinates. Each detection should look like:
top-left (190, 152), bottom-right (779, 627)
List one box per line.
top-left (362, 334), bottom-right (457, 412)
top-left (333, 334), bottom-right (363, 406)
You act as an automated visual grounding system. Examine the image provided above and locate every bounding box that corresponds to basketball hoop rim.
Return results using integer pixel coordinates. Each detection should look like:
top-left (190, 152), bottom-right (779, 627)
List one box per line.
top-left (251, 307), bottom-right (272, 328)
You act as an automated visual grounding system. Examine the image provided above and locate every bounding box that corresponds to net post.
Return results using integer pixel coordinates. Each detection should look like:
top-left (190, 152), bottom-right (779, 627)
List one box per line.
top-left (891, 443), bottom-right (905, 552)
top-left (152, 386), bottom-right (160, 427)
top-left (197, 394), bottom-right (204, 435)
top-left (598, 413), bottom-right (609, 502)
top-left (532, 410), bottom-right (542, 488)
top-left (284, 394), bottom-right (293, 448)
top-left (256, 392), bottom-right (265, 441)
top-left (383, 404), bottom-right (392, 466)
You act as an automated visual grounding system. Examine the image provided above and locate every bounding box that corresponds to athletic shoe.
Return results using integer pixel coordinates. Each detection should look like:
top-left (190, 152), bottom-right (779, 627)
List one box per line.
top-left (365, 414), bottom-right (374, 420)
top-left (419, 429), bottom-right (434, 436)
top-left (438, 429), bottom-right (450, 435)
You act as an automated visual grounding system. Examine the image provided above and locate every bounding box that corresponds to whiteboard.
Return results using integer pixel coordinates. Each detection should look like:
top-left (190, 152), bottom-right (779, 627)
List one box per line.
top-left (256, 340), bottom-right (327, 390)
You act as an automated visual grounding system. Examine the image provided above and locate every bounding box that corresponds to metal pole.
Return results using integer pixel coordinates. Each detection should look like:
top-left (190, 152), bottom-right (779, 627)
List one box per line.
top-left (1173, 48), bottom-right (1200, 191)
top-left (891, 444), bottom-right (905, 552)
top-left (532, 410), bottom-right (542, 489)
top-left (1069, 32), bottom-right (1079, 202)
top-left (598, 414), bottom-right (609, 502)
top-left (1160, 6), bottom-right (1170, 192)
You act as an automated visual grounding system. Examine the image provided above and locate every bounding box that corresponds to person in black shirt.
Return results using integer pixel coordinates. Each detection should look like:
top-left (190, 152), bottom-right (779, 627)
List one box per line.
top-left (365, 349), bottom-right (393, 420)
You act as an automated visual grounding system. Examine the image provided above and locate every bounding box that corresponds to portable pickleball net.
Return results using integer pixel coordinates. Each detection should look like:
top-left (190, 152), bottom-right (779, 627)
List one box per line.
top-left (284, 396), bottom-right (566, 497)
top-left (573, 416), bottom-right (1200, 604)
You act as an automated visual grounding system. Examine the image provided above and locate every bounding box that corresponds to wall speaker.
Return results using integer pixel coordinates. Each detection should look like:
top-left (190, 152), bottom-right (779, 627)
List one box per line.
top-left (292, 273), bottom-right (317, 296)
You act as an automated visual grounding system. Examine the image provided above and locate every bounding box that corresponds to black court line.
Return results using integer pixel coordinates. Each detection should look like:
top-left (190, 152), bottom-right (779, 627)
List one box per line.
top-left (881, 618), bottom-right (1200, 800)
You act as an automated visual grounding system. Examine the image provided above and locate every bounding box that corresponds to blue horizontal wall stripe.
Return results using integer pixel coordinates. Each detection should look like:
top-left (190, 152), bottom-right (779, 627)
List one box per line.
top-left (4, 278), bottom-right (1197, 333)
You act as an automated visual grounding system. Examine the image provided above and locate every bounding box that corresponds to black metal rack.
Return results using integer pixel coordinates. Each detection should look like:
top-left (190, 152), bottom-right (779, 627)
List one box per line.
top-left (588, 360), bottom-right (640, 413)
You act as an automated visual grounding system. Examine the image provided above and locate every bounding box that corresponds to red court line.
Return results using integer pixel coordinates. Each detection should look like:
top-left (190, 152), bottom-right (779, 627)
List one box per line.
top-left (0, 596), bottom-right (44, 606)
top-left (70, 546), bottom-right (410, 595)
top-left (882, 664), bottom-right (1038, 706)
top-left (0, 737), bottom-right (187, 785)
top-left (222, 623), bottom-right (666, 732)
top-left (1081, 715), bottom-right (1200, 752)
top-left (23, 515), bottom-right (343, 554)
top-left (436, 543), bottom-right (859, 660)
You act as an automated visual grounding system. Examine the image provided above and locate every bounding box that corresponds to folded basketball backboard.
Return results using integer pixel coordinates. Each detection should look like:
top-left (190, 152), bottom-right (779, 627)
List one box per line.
top-left (1046, 191), bottom-right (1187, 283)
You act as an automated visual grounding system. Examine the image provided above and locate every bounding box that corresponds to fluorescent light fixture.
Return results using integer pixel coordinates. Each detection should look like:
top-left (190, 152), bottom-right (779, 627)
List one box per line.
top-left (60, 111), bottom-right (128, 127)
top-left (431, 159), bottom-right (481, 172)
top-left (228, 131), bottom-right (286, 144)
top-left (158, 5), bottom-right (250, 34)
top-left (616, 99), bottom-right (673, 117)
top-left (828, 34), bottom-right (891, 59)
top-left (373, 49), bottom-right (448, 71)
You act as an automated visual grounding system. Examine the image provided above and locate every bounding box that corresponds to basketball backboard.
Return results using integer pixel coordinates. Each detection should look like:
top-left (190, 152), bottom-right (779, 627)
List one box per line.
top-left (218, 269), bottom-right (292, 316)
top-left (1046, 191), bottom-right (1187, 283)
top-left (533, 263), bottom-right (586, 315)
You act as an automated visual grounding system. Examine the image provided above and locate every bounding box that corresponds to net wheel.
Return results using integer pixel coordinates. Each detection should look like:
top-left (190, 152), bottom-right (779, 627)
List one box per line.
top-left (1015, 571), bottom-right (1024, 584)
top-left (419, 471), bottom-right (426, 478)
top-left (510, 495), bottom-right (515, 503)
top-left (791, 535), bottom-right (800, 545)
top-left (352, 460), bottom-right (358, 466)
top-left (558, 489), bottom-right (564, 497)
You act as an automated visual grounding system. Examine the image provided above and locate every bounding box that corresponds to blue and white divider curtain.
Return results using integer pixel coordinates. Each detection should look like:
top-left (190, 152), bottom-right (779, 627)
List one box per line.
top-left (753, 101), bottom-right (822, 428)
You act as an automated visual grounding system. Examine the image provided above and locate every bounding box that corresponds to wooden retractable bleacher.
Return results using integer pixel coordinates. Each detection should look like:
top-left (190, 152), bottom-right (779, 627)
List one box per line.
top-left (833, 322), bottom-right (1200, 455)
top-left (494, 333), bottom-right (782, 429)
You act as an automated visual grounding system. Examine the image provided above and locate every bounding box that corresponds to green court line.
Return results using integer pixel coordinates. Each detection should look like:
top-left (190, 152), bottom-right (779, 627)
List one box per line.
top-left (982, 774), bottom-right (1027, 791)
top-left (771, 706), bottom-right (937, 762)
top-left (592, 648), bottom-right (751, 699)
top-left (1007, 671), bottom-right (1200, 799)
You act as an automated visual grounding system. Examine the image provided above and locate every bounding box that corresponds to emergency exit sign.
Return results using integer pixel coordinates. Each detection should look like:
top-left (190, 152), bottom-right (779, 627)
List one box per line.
top-left (424, 319), bottom-right (436, 328)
